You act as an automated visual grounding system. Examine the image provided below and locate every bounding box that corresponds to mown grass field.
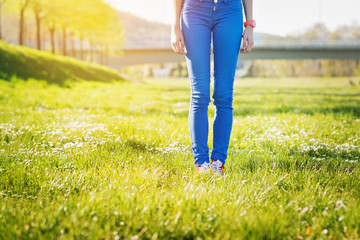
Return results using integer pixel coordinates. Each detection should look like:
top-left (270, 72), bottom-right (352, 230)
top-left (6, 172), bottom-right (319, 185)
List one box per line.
top-left (0, 76), bottom-right (360, 239)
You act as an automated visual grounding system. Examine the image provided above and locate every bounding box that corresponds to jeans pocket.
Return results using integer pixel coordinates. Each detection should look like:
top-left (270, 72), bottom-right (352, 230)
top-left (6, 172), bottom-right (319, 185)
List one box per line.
top-left (226, 0), bottom-right (242, 11)
top-left (182, 0), bottom-right (201, 11)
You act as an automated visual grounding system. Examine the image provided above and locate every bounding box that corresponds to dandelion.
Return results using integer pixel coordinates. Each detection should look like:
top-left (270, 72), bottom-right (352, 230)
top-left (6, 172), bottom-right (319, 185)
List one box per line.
top-left (336, 200), bottom-right (346, 209)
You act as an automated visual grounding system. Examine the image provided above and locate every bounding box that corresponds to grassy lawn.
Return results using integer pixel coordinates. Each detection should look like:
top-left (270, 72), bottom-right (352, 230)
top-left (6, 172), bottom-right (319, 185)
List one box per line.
top-left (0, 76), bottom-right (359, 239)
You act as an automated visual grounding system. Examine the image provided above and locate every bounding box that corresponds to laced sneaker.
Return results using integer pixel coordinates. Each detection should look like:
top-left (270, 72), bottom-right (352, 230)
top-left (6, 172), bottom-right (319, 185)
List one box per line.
top-left (211, 159), bottom-right (225, 176)
top-left (196, 162), bottom-right (210, 173)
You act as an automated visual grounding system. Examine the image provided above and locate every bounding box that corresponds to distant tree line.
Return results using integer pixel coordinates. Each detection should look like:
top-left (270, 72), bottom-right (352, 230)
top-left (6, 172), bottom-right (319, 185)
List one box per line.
top-left (247, 23), bottom-right (360, 77)
top-left (0, 0), bottom-right (124, 64)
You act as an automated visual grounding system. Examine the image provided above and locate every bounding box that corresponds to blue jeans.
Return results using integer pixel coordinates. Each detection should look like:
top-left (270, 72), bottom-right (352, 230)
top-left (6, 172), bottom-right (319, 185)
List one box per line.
top-left (181, 0), bottom-right (243, 166)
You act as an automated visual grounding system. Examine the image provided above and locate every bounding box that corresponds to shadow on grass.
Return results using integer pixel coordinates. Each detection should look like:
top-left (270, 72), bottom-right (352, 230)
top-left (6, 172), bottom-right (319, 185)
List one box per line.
top-left (122, 139), bottom-right (151, 153)
top-left (236, 88), bottom-right (360, 97)
top-left (232, 105), bottom-right (360, 117)
top-left (143, 86), bottom-right (360, 117)
top-left (232, 152), bottom-right (358, 177)
top-left (166, 105), bottom-right (360, 118)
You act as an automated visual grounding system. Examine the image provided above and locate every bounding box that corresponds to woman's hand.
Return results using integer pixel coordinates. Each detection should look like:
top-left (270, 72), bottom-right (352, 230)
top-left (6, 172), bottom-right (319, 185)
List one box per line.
top-left (171, 25), bottom-right (186, 55)
top-left (240, 26), bottom-right (254, 53)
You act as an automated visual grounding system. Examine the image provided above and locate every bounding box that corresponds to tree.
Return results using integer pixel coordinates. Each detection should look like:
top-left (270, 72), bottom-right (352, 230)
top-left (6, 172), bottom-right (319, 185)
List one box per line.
top-left (54, 0), bottom-right (74, 56)
top-left (2, 0), bottom-right (32, 45)
top-left (3, 0), bottom-right (125, 66)
top-left (72, 0), bottom-right (124, 63)
top-left (332, 21), bottom-right (360, 39)
top-left (303, 23), bottom-right (331, 39)
top-left (29, 0), bottom-right (47, 50)
top-left (89, 1), bottom-right (124, 63)
top-left (0, 0), bottom-right (7, 40)
top-left (42, 0), bottom-right (64, 54)
top-left (18, 0), bottom-right (29, 45)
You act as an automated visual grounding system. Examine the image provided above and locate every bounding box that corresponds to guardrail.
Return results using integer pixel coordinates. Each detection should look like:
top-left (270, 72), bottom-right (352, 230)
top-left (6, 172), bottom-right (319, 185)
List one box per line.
top-left (117, 39), bottom-right (360, 50)
top-left (255, 39), bottom-right (360, 47)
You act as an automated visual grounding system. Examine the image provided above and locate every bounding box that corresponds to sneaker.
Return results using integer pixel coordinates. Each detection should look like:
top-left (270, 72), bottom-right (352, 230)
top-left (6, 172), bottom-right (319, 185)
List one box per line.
top-left (196, 162), bottom-right (210, 173)
top-left (211, 159), bottom-right (225, 175)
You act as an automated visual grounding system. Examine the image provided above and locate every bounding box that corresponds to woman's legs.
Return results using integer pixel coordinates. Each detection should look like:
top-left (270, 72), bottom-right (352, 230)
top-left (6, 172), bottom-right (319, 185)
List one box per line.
top-left (181, 5), bottom-right (212, 166)
top-left (210, 2), bottom-right (243, 164)
top-left (181, 0), bottom-right (243, 166)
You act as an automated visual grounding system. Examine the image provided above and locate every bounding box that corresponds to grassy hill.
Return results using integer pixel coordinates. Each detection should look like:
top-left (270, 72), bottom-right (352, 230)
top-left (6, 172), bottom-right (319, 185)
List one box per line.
top-left (0, 40), bottom-right (125, 85)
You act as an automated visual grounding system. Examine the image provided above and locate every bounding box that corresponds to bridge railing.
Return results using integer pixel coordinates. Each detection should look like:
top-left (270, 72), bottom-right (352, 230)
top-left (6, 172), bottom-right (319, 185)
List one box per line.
top-left (255, 38), bottom-right (360, 47)
top-left (117, 38), bottom-right (360, 50)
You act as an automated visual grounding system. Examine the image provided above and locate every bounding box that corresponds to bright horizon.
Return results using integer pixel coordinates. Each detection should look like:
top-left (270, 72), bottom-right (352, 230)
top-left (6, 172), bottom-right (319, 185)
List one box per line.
top-left (106, 0), bottom-right (360, 37)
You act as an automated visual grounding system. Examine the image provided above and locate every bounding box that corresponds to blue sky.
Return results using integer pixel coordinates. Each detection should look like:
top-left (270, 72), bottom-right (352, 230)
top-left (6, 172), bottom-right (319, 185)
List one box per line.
top-left (106, 0), bottom-right (360, 37)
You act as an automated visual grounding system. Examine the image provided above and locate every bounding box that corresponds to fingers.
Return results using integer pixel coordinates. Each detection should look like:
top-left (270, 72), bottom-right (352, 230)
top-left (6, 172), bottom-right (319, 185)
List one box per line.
top-left (247, 41), bottom-right (254, 52)
top-left (171, 42), bottom-right (177, 53)
top-left (172, 39), bottom-right (185, 55)
top-left (172, 41), bottom-right (179, 54)
top-left (241, 36), bottom-right (247, 53)
top-left (178, 37), bottom-right (186, 55)
top-left (240, 38), bottom-right (248, 53)
top-left (240, 35), bottom-right (254, 54)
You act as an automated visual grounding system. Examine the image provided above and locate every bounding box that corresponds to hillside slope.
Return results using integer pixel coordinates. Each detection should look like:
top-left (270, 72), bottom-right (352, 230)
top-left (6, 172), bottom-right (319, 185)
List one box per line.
top-left (0, 41), bottom-right (125, 85)
top-left (118, 11), bottom-right (171, 48)
top-left (117, 11), bottom-right (278, 48)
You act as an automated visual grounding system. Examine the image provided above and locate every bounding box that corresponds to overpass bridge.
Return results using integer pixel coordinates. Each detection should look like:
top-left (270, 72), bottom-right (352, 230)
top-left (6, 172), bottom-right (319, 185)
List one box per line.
top-left (71, 39), bottom-right (360, 69)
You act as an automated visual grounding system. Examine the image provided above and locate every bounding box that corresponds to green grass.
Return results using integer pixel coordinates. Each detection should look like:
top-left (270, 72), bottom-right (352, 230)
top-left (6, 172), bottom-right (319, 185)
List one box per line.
top-left (0, 40), bottom-right (125, 85)
top-left (0, 76), bottom-right (359, 239)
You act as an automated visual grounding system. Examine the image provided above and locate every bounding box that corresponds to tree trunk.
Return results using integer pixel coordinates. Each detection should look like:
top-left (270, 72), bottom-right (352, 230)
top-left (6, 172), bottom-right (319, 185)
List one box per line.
top-left (105, 45), bottom-right (109, 66)
top-left (42, 26), bottom-right (46, 50)
top-left (90, 40), bottom-right (93, 62)
top-left (62, 26), bottom-right (67, 56)
top-left (19, 8), bottom-right (25, 45)
top-left (100, 45), bottom-right (104, 65)
top-left (70, 32), bottom-right (75, 58)
top-left (57, 30), bottom-right (61, 52)
top-left (79, 36), bottom-right (83, 60)
top-left (50, 27), bottom-right (55, 54)
top-left (318, 59), bottom-right (322, 76)
top-left (19, 0), bottom-right (29, 45)
top-left (35, 13), bottom-right (41, 50)
top-left (0, 3), bottom-right (3, 40)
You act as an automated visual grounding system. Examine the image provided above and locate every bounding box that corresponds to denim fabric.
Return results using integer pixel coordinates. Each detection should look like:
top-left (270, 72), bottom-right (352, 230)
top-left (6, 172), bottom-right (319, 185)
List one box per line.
top-left (181, 0), bottom-right (243, 166)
